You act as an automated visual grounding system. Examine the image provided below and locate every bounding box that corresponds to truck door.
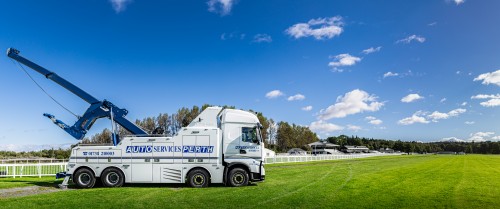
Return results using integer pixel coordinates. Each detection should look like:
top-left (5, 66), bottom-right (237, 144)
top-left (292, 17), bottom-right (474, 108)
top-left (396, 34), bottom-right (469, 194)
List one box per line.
top-left (131, 142), bottom-right (153, 182)
top-left (239, 127), bottom-right (261, 159)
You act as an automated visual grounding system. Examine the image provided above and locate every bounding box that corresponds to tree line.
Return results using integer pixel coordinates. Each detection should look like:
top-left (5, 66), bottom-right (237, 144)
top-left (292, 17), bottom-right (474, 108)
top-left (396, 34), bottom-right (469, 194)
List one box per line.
top-left (326, 135), bottom-right (500, 154)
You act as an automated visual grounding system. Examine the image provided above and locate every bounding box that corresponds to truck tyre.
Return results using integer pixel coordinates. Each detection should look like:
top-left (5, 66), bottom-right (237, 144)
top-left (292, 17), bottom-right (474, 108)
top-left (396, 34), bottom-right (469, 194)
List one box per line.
top-left (228, 168), bottom-right (249, 187)
top-left (101, 167), bottom-right (125, 187)
top-left (74, 168), bottom-right (96, 189)
top-left (187, 168), bottom-right (209, 188)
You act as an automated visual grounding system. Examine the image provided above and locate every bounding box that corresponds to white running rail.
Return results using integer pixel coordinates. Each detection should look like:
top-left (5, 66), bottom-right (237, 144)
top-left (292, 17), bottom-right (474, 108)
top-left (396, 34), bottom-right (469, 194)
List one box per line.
top-left (0, 153), bottom-right (397, 178)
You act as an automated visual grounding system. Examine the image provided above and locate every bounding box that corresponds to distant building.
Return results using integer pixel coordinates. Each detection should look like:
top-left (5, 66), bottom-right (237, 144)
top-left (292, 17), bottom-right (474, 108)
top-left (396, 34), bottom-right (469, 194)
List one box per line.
top-left (263, 148), bottom-right (276, 157)
top-left (287, 148), bottom-right (307, 155)
top-left (379, 148), bottom-right (394, 153)
top-left (342, 146), bottom-right (369, 153)
top-left (308, 141), bottom-right (340, 155)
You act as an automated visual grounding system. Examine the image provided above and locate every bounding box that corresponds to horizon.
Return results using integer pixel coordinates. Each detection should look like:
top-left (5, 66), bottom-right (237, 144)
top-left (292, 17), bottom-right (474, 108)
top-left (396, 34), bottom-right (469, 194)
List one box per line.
top-left (0, 0), bottom-right (499, 151)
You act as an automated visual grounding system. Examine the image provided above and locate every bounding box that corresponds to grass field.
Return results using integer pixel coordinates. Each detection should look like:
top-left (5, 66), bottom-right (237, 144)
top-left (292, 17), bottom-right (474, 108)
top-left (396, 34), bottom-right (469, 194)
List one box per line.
top-left (0, 155), bottom-right (498, 208)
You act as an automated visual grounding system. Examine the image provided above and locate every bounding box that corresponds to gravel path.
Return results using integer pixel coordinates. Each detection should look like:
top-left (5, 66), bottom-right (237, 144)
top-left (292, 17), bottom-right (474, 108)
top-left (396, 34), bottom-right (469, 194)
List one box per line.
top-left (0, 185), bottom-right (67, 199)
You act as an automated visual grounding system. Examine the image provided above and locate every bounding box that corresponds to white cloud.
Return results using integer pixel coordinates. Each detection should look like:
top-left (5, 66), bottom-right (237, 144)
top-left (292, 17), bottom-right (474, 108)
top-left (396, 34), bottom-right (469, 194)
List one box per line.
top-left (286, 16), bottom-right (344, 40)
top-left (471, 94), bottom-right (500, 99)
top-left (473, 70), bottom-right (500, 86)
top-left (396, 35), bottom-right (426, 44)
top-left (465, 121), bottom-right (475, 125)
top-left (468, 132), bottom-right (495, 142)
top-left (383, 72), bottom-right (399, 78)
top-left (362, 46), bottom-right (382, 54)
top-left (365, 116), bottom-right (383, 125)
top-left (328, 54), bottom-right (361, 72)
top-left (265, 90), bottom-right (284, 99)
top-left (480, 99), bottom-right (500, 107)
top-left (287, 94), bottom-right (305, 101)
top-left (471, 94), bottom-right (500, 107)
top-left (207, 0), bottom-right (235, 16)
top-left (440, 98), bottom-right (447, 103)
top-left (427, 108), bottom-right (466, 122)
top-left (401, 94), bottom-right (424, 103)
top-left (439, 137), bottom-right (464, 142)
top-left (253, 34), bottom-right (272, 43)
top-left (109, 0), bottom-right (132, 13)
top-left (302, 106), bottom-right (313, 111)
top-left (220, 32), bottom-right (246, 40)
top-left (428, 22), bottom-right (437, 26)
top-left (347, 125), bottom-right (362, 132)
top-left (318, 89), bottom-right (384, 120)
top-left (369, 119), bottom-right (383, 125)
top-left (454, 0), bottom-right (465, 5)
top-left (461, 102), bottom-right (468, 106)
top-left (398, 111), bottom-right (430, 125)
top-left (309, 120), bottom-right (344, 133)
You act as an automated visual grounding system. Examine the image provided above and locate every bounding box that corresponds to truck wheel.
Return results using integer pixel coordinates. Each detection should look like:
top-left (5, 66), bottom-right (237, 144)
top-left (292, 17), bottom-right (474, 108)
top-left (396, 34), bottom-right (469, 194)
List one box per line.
top-left (228, 168), bottom-right (249, 187)
top-left (187, 169), bottom-right (209, 188)
top-left (74, 168), bottom-right (96, 189)
top-left (101, 168), bottom-right (125, 187)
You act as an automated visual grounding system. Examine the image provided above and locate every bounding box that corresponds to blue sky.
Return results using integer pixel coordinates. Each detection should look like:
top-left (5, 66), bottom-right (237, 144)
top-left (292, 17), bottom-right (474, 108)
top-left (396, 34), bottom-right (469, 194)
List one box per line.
top-left (1, 0), bottom-right (499, 150)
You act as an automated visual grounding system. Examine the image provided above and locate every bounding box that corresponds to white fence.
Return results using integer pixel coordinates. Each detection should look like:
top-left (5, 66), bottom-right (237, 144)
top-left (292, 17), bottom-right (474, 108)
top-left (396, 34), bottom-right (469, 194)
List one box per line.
top-left (264, 153), bottom-right (396, 164)
top-left (0, 153), bottom-right (395, 178)
top-left (0, 162), bottom-right (67, 178)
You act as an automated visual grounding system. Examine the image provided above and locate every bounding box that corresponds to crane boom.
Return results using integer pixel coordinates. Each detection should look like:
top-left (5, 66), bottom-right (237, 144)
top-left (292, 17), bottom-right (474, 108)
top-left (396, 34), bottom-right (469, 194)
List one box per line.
top-left (7, 48), bottom-right (147, 144)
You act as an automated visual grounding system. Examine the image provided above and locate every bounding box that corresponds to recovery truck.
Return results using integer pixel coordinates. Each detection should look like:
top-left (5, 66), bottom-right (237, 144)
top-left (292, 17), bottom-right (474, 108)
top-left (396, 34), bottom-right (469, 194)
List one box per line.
top-left (7, 48), bottom-right (265, 188)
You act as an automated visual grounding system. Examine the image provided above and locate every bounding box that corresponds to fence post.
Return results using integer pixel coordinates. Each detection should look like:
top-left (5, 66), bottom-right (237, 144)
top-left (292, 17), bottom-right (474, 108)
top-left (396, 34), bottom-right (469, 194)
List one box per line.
top-left (13, 164), bottom-right (16, 178)
top-left (38, 160), bottom-right (42, 178)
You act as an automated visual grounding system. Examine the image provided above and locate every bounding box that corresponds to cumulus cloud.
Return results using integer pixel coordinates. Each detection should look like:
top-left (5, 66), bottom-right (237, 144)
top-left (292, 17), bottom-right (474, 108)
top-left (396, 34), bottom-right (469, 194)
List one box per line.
top-left (328, 54), bottom-right (361, 72)
top-left (468, 132), bottom-right (496, 142)
top-left (439, 137), bottom-right (465, 142)
top-left (207, 0), bottom-right (236, 16)
top-left (427, 108), bottom-right (466, 122)
top-left (471, 94), bottom-right (500, 107)
top-left (396, 35), bottom-right (426, 44)
top-left (401, 93), bottom-right (424, 103)
top-left (318, 89), bottom-right (384, 120)
top-left (453, 0), bottom-right (465, 5)
top-left (253, 34), bottom-right (272, 43)
top-left (473, 70), bottom-right (500, 86)
top-left (309, 120), bottom-right (344, 133)
top-left (383, 72), bottom-right (399, 78)
top-left (365, 116), bottom-right (383, 125)
top-left (465, 121), bottom-right (475, 125)
top-left (347, 125), bottom-right (362, 132)
top-left (302, 106), bottom-right (313, 111)
top-left (109, 0), bottom-right (132, 13)
top-left (265, 90), bottom-right (284, 99)
top-left (362, 46), bottom-right (382, 54)
top-left (399, 108), bottom-right (466, 125)
top-left (287, 94), bottom-right (305, 101)
top-left (480, 99), bottom-right (500, 107)
top-left (398, 111), bottom-right (430, 125)
top-left (286, 16), bottom-right (344, 40)
top-left (440, 98), bottom-right (447, 103)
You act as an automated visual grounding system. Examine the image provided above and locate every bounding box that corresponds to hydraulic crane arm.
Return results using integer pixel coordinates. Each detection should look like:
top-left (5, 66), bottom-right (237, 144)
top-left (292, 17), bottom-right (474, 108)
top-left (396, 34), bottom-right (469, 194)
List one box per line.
top-left (7, 48), bottom-right (147, 144)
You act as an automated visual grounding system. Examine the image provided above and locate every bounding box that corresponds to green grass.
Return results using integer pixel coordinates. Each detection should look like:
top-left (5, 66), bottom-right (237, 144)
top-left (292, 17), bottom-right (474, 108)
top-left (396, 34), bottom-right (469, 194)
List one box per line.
top-left (0, 176), bottom-right (61, 189)
top-left (0, 155), bottom-right (498, 208)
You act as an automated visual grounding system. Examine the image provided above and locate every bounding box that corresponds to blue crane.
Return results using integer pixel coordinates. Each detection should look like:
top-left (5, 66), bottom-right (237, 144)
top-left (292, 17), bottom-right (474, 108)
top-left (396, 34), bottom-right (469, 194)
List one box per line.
top-left (7, 48), bottom-right (147, 145)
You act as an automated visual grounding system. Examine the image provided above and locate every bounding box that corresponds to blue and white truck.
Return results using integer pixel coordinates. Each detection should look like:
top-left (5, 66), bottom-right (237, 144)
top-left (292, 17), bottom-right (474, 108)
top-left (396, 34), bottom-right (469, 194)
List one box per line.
top-left (7, 48), bottom-right (265, 188)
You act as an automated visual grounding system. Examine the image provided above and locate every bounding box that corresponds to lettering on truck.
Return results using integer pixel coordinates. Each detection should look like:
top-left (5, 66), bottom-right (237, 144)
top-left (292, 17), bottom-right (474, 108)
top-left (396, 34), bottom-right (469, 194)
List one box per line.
top-left (125, 145), bottom-right (214, 153)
